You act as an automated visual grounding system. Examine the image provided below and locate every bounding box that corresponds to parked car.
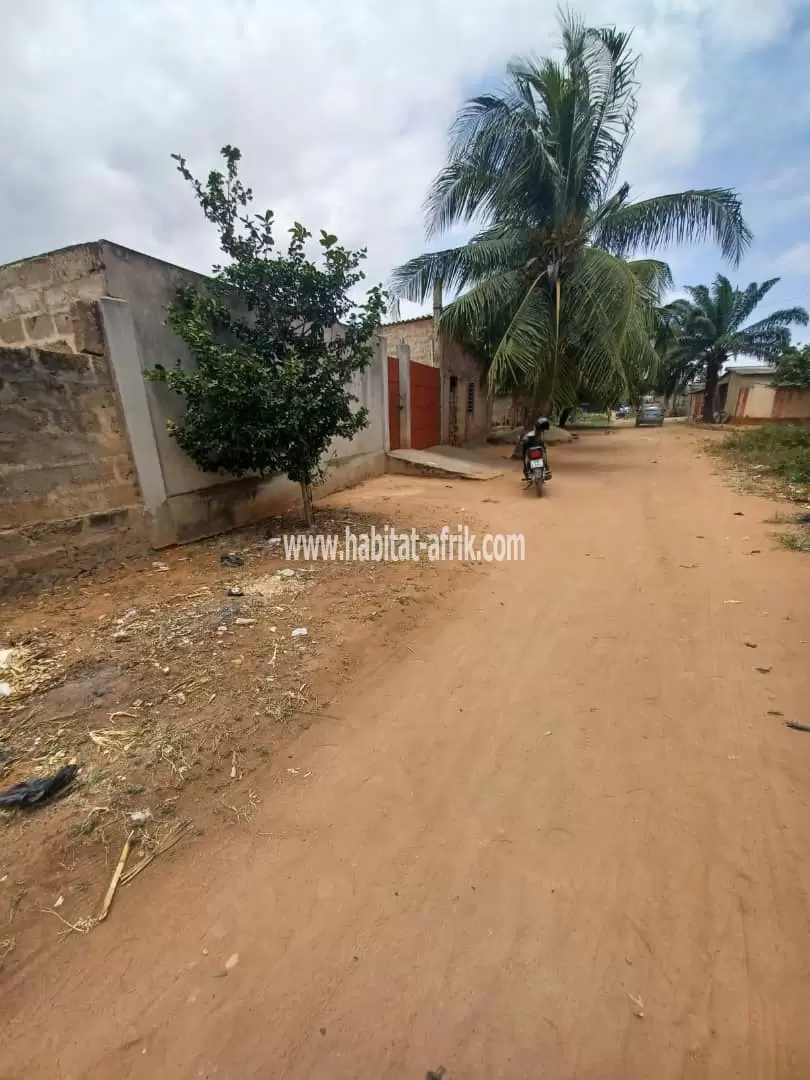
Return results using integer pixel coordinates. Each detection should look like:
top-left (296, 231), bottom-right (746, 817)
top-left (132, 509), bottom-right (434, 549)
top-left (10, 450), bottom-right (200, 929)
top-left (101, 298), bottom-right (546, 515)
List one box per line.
top-left (635, 402), bottom-right (665, 427)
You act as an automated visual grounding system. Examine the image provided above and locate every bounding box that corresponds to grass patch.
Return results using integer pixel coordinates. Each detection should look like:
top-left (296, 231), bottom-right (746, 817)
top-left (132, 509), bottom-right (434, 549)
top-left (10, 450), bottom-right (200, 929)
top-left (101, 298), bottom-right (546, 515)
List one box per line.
top-left (778, 529), bottom-right (810, 552)
top-left (714, 424), bottom-right (810, 499)
top-left (569, 411), bottom-right (614, 428)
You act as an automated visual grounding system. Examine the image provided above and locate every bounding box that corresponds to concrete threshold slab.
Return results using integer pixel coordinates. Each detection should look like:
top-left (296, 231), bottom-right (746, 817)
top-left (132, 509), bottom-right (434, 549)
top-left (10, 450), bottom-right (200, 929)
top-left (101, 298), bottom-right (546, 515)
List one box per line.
top-left (386, 447), bottom-right (503, 481)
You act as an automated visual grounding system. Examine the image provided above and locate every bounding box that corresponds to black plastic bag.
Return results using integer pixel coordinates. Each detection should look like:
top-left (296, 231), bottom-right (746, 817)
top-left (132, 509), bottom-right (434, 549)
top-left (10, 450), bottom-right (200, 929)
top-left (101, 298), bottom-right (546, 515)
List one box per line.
top-left (0, 764), bottom-right (79, 808)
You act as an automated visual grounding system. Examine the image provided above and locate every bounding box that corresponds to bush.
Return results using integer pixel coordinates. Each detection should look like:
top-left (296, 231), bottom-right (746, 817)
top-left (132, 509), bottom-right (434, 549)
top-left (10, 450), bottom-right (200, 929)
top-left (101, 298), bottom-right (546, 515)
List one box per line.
top-left (720, 423), bottom-right (810, 485)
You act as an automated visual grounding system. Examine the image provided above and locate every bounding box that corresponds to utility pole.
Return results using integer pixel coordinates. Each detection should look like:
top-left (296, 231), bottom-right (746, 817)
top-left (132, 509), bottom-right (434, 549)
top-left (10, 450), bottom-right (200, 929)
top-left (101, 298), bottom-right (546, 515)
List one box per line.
top-left (433, 279), bottom-right (446, 442)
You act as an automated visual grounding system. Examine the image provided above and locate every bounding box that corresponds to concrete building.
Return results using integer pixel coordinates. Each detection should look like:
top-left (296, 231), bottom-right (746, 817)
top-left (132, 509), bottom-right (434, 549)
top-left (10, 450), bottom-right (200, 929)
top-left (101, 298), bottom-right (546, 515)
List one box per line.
top-left (688, 365), bottom-right (810, 423)
top-left (0, 241), bottom-right (389, 593)
top-left (382, 314), bottom-right (490, 444)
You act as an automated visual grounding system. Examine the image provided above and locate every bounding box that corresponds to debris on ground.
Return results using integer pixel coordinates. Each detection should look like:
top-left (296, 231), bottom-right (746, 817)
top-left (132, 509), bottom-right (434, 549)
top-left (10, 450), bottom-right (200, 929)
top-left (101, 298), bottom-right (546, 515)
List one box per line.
top-left (120, 821), bottom-right (192, 888)
top-left (723, 600), bottom-right (743, 605)
top-left (0, 764), bottom-right (79, 808)
top-left (785, 721), bottom-right (810, 733)
top-left (152, 562), bottom-right (170, 572)
top-left (234, 617), bottom-right (256, 626)
top-left (98, 830), bottom-right (134, 922)
top-left (744, 641), bottom-right (758, 648)
top-left (227, 586), bottom-right (244, 597)
top-left (129, 809), bottom-right (153, 825)
top-left (278, 569), bottom-right (296, 580)
top-left (768, 710), bottom-right (784, 716)
top-left (756, 666), bottom-right (772, 674)
top-left (220, 553), bottom-right (244, 568)
top-left (627, 992), bottom-right (645, 1018)
top-left (0, 683), bottom-right (10, 698)
top-left (292, 628), bottom-right (308, 638)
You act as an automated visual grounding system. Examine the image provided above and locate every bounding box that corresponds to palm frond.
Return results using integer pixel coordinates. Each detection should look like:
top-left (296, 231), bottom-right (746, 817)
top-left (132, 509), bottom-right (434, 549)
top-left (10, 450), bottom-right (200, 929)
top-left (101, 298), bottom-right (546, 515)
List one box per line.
top-left (594, 189), bottom-right (752, 265)
top-left (730, 277), bottom-right (780, 328)
top-left (389, 231), bottom-right (528, 303)
top-left (740, 307), bottom-right (809, 334)
top-left (625, 258), bottom-right (673, 302)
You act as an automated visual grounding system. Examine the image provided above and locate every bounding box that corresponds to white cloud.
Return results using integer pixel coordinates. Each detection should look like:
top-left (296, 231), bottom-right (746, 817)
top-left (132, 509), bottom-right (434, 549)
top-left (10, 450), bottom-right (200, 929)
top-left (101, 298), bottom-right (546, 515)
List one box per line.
top-left (0, 0), bottom-right (803, 316)
top-left (775, 243), bottom-right (810, 275)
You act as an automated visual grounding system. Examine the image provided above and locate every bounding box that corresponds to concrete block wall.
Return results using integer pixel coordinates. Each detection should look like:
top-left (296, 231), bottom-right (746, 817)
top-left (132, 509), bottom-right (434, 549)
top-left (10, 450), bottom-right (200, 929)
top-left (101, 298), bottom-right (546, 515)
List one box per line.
top-left (1, 239), bottom-right (390, 592)
top-left (0, 243), bottom-right (107, 354)
top-left (0, 343), bottom-right (147, 593)
top-left (382, 316), bottom-right (435, 367)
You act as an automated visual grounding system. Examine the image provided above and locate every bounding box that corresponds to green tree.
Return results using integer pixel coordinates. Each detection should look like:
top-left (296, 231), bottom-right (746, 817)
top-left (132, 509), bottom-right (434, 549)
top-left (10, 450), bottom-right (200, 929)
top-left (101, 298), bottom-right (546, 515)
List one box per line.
top-left (670, 276), bottom-right (807, 421)
top-left (147, 147), bottom-right (385, 525)
top-left (391, 11), bottom-right (750, 411)
top-left (771, 344), bottom-right (810, 389)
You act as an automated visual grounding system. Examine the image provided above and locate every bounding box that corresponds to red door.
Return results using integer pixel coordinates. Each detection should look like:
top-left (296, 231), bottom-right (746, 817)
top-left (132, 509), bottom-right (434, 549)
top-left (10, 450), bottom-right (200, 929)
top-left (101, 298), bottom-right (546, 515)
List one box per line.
top-left (409, 361), bottom-right (441, 449)
top-left (387, 356), bottom-right (401, 450)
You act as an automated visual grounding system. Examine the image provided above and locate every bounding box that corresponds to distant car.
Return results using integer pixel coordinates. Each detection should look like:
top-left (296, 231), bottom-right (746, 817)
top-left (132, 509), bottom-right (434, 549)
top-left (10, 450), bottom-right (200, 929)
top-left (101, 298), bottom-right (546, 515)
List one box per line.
top-left (635, 402), bottom-right (665, 427)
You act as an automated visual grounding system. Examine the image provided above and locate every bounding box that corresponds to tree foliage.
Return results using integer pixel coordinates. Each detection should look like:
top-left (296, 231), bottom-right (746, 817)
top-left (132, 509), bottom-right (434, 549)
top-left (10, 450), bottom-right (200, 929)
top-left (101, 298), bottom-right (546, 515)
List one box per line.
top-left (667, 275), bottom-right (807, 420)
top-left (147, 146), bottom-right (385, 524)
top-left (391, 11), bottom-right (751, 410)
top-left (771, 344), bottom-right (810, 389)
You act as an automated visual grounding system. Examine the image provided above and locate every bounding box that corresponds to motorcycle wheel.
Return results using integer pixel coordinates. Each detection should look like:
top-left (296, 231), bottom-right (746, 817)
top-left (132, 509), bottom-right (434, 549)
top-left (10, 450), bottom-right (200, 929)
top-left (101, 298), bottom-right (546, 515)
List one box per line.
top-left (533, 474), bottom-right (544, 497)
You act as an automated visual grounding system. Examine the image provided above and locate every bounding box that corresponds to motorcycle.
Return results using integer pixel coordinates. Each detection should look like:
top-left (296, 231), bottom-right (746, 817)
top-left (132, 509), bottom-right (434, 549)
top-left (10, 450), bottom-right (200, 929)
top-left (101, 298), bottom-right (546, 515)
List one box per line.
top-left (520, 417), bottom-right (551, 497)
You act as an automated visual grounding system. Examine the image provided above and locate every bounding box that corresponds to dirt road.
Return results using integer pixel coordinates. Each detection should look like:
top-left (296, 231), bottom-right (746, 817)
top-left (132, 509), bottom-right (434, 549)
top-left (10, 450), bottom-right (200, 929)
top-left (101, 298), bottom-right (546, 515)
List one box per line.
top-left (5, 426), bottom-right (810, 1079)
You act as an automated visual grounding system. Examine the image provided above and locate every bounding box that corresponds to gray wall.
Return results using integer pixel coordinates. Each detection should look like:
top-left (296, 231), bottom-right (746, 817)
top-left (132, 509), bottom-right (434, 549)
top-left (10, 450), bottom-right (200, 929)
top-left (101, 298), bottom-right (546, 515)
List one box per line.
top-left (1, 239), bottom-right (389, 584)
top-left (100, 243), bottom-right (387, 543)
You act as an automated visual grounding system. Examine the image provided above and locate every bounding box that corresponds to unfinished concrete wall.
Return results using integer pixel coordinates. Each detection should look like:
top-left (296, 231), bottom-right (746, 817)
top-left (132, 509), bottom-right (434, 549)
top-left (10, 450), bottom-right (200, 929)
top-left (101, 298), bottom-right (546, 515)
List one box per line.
top-left (443, 341), bottom-right (490, 443)
top-left (382, 316), bottom-right (434, 367)
top-left (100, 243), bottom-right (388, 542)
top-left (0, 344), bottom-right (146, 593)
top-left (0, 243), bottom-right (108, 354)
top-left (2, 240), bottom-right (389, 584)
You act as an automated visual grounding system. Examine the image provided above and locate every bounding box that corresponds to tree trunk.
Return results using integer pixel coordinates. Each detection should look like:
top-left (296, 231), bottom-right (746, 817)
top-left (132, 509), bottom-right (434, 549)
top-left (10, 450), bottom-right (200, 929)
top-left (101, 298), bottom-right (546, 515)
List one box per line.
top-left (702, 357), bottom-right (721, 422)
top-left (559, 406), bottom-right (572, 428)
top-left (300, 480), bottom-right (315, 528)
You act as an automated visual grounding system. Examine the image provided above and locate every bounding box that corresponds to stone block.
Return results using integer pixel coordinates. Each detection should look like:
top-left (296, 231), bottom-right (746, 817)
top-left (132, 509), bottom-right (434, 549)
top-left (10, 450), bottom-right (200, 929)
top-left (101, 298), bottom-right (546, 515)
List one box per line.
top-left (21, 517), bottom-right (84, 544)
top-left (45, 339), bottom-right (74, 354)
top-left (23, 313), bottom-right (55, 342)
top-left (0, 348), bottom-right (36, 381)
top-left (53, 311), bottom-right (73, 336)
top-left (0, 288), bottom-right (46, 319)
top-left (1, 460), bottom-right (102, 499)
top-left (87, 507), bottom-right (132, 529)
top-left (37, 348), bottom-right (95, 381)
top-left (72, 300), bottom-right (105, 355)
top-left (0, 317), bottom-right (24, 345)
top-left (15, 257), bottom-right (53, 290)
top-left (49, 245), bottom-right (103, 283)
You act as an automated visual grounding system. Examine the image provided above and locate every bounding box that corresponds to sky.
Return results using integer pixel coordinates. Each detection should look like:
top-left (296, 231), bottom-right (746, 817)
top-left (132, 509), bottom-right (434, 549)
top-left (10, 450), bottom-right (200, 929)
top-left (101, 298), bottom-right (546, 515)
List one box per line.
top-left (2, 0), bottom-right (810, 339)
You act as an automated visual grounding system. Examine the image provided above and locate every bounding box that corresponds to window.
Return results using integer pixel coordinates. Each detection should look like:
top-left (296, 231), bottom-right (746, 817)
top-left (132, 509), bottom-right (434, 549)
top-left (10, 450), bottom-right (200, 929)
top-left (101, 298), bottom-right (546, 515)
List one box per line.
top-left (466, 381), bottom-right (475, 415)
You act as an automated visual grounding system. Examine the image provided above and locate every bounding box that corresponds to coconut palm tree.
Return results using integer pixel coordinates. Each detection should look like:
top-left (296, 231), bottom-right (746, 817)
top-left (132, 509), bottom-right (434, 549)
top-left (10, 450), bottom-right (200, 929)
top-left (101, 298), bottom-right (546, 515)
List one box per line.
top-left (391, 11), bottom-right (751, 411)
top-left (672, 276), bottom-right (808, 421)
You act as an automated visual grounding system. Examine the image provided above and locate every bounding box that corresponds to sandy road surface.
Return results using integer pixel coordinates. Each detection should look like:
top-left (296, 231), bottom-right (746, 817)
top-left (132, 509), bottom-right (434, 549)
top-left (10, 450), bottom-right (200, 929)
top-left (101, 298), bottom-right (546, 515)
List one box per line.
top-left (4, 426), bottom-right (810, 1080)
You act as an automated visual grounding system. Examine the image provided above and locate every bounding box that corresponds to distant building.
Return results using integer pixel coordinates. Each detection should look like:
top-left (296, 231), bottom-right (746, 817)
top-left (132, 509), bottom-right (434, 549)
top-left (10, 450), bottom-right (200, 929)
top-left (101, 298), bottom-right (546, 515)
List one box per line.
top-left (381, 314), bottom-right (491, 444)
top-left (687, 365), bottom-right (810, 423)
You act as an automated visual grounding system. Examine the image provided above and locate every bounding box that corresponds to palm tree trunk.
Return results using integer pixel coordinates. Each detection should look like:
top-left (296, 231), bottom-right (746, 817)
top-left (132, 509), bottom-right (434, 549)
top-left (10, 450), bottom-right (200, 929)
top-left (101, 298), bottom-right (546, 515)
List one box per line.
top-left (702, 357), bottom-right (721, 422)
top-left (559, 406), bottom-right (573, 428)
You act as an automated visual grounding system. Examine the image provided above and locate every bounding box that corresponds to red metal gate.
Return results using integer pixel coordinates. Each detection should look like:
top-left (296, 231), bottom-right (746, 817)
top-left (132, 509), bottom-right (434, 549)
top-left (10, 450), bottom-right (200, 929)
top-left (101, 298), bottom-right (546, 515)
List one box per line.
top-left (387, 356), bottom-right (401, 450)
top-left (409, 361), bottom-right (440, 449)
